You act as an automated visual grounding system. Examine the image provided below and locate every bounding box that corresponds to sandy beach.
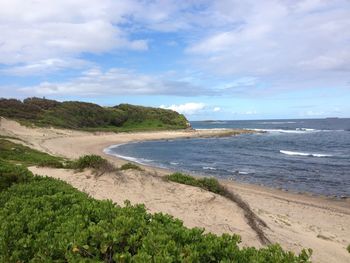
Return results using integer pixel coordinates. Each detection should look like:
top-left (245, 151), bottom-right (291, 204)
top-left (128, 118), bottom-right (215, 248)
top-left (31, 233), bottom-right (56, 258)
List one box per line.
top-left (1, 117), bottom-right (349, 263)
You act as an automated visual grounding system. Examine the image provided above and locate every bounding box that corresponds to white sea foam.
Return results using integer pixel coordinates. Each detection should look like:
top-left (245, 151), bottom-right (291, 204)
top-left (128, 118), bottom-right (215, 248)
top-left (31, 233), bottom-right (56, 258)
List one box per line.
top-left (252, 128), bottom-right (321, 134)
top-left (170, 162), bottom-right (179, 165)
top-left (296, 128), bottom-right (316, 131)
top-left (280, 150), bottom-right (333, 157)
top-left (103, 144), bottom-right (153, 165)
top-left (230, 170), bottom-right (252, 175)
top-left (202, 166), bottom-right (217, 170)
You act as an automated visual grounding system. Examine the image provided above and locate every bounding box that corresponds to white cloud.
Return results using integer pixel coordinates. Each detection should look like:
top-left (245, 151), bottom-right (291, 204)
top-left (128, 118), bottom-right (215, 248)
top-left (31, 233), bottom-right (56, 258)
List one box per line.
top-left (1, 0), bottom-right (350, 99)
top-left (231, 110), bottom-right (258, 115)
top-left (244, 110), bottom-right (258, 115)
top-left (0, 58), bottom-right (90, 76)
top-left (18, 67), bottom-right (204, 97)
top-left (213, 107), bottom-right (221, 112)
top-left (186, 0), bottom-right (350, 91)
top-left (0, 0), bottom-right (147, 70)
top-left (160, 103), bottom-right (205, 115)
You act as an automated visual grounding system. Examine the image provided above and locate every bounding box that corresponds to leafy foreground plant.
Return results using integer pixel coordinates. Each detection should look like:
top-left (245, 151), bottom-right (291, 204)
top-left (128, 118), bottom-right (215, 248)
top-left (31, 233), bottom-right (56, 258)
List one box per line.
top-left (0, 163), bottom-right (312, 262)
top-left (120, 162), bottom-right (144, 171)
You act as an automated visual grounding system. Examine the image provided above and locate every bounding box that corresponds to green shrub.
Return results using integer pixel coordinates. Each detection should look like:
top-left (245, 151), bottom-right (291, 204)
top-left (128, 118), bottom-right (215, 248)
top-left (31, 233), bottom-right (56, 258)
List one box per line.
top-left (347, 244), bottom-right (350, 253)
top-left (0, 176), bottom-right (311, 262)
top-left (120, 162), bottom-right (143, 171)
top-left (167, 173), bottom-right (226, 195)
top-left (0, 139), bottom-right (65, 167)
top-left (0, 160), bottom-right (33, 191)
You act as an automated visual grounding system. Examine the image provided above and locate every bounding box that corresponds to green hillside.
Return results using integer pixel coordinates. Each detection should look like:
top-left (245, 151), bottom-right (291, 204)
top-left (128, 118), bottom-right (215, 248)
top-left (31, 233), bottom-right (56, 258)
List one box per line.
top-left (0, 97), bottom-right (189, 131)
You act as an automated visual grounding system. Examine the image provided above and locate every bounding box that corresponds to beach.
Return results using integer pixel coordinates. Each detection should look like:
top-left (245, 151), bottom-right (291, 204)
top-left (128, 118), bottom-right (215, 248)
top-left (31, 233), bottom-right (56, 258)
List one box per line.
top-left (1, 117), bottom-right (349, 263)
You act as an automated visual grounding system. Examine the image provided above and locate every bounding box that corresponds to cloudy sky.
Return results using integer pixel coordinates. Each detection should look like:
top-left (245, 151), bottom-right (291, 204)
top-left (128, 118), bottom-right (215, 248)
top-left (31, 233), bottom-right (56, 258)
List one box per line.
top-left (1, 0), bottom-right (349, 120)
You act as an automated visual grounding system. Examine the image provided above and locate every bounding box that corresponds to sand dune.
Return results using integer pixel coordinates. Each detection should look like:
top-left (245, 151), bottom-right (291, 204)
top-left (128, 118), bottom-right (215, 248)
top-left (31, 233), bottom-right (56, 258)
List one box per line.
top-left (1, 117), bottom-right (349, 263)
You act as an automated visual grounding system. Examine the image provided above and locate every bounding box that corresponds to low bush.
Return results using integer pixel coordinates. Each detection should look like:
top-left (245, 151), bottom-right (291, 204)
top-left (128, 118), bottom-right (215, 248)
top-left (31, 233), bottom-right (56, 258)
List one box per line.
top-left (0, 173), bottom-right (312, 262)
top-left (120, 162), bottom-right (143, 171)
top-left (68, 155), bottom-right (115, 175)
top-left (0, 160), bottom-right (33, 191)
top-left (347, 244), bottom-right (350, 253)
top-left (166, 172), bottom-right (226, 195)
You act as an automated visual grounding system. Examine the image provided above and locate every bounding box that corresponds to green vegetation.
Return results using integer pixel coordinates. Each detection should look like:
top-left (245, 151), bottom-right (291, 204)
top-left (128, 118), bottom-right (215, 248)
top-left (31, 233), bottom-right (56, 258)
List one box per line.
top-left (347, 244), bottom-right (350, 253)
top-left (0, 98), bottom-right (189, 131)
top-left (0, 138), bottom-right (65, 168)
top-left (0, 159), bottom-right (312, 262)
top-left (120, 162), bottom-right (144, 171)
top-left (166, 172), bottom-right (226, 195)
top-left (68, 154), bottom-right (115, 175)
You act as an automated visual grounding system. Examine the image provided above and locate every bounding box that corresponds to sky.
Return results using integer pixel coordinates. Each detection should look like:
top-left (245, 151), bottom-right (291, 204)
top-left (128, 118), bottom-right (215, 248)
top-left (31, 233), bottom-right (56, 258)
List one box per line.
top-left (0, 0), bottom-right (349, 120)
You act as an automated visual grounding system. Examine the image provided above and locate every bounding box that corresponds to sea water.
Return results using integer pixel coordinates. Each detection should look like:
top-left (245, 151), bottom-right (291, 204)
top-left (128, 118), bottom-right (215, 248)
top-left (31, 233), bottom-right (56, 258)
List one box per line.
top-left (105, 118), bottom-right (350, 197)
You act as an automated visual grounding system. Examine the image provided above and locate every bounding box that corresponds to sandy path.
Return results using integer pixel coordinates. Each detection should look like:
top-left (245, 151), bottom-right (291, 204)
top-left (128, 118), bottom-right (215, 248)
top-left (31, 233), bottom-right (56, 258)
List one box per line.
top-left (1, 118), bottom-right (350, 262)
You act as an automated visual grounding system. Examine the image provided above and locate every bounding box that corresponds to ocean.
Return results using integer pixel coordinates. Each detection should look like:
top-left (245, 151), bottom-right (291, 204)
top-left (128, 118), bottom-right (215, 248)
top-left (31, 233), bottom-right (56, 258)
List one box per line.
top-left (105, 118), bottom-right (350, 197)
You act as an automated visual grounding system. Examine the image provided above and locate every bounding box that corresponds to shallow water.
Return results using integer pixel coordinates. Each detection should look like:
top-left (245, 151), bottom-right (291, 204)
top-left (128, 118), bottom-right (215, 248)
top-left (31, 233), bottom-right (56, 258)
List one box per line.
top-left (105, 118), bottom-right (350, 197)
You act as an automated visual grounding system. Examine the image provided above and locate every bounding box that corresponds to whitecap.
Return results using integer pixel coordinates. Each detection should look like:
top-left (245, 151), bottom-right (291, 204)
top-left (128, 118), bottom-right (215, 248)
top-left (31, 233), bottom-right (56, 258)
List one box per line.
top-left (280, 150), bottom-right (332, 157)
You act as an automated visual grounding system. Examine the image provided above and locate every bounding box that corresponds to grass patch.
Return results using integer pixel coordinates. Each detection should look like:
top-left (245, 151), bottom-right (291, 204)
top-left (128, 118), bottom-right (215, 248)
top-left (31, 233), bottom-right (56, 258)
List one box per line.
top-left (0, 139), bottom-right (65, 167)
top-left (120, 162), bottom-right (144, 171)
top-left (0, 160), bottom-right (312, 262)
